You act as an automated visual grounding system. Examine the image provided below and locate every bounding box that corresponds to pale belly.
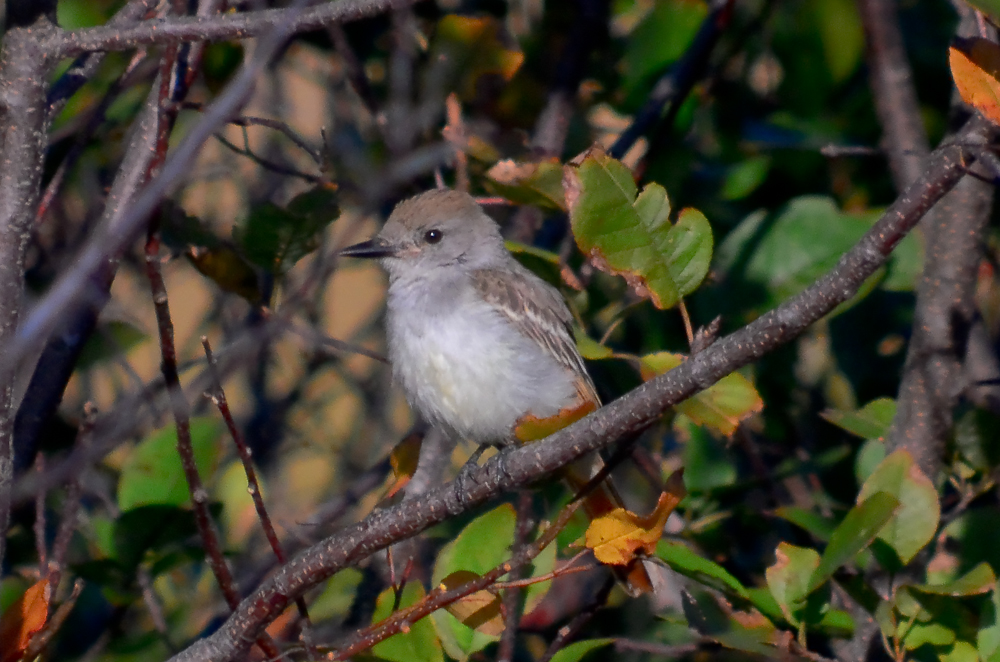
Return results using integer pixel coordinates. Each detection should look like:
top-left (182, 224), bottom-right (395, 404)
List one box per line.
top-left (386, 298), bottom-right (577, 444)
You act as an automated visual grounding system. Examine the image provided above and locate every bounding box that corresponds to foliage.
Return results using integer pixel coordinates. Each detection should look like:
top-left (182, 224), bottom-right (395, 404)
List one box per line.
top-left (5, 1), bottom-right (1000, 662)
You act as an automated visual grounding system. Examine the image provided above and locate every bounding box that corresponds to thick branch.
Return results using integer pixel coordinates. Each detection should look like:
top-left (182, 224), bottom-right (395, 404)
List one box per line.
top-left (53, 0), bottom-right (414, 58)
top-left (165, 114), bottom-right (986, 662)
top-left (872, 5), bottom-right (997, 478)
top-left (0, 17), bottom-right (58, 572)
top-left (857, 0), bottom-right (929, 189)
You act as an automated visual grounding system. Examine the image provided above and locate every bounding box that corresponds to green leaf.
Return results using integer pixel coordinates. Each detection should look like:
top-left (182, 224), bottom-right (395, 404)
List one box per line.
top-left (656, 539), bottom-right (749, 598)
top-left (642, 353), bottom-right (763, 436)
top-left (677, 416), bottom-right (737, 493)
top-left (574, 330), bottom-right (614, 360)
top-left (941, 641), bottom-right (981, 662)
top-left (765, 542), bottom-right (820, 626)
top-left (774, 507), bottom-right (836, 542)
top-left (961, 0), bottom-right (1000, 28)
top-left (809, 492), bottom-right (900, 592)
top-left (523, 541), bottom-right (556, 616)
top-left (234, 185), bottom-right (339, 274)
top-left (371, 582), bottom-right (443, 662)
top-left (310, 569), bottom-right (364, 621)
top-left (623, 0), bottom-right (708, 101)
top-left (118, 418), bottom-right (221, 511)
top-left (821, 398), bottom-right (896, 441)
top-left (113, 505), bottom-right (203, 572)
top-left (77, 321), bottom-right (147, 369)
top-left (814, 0), bottom-right (864, 83)
top-left (855, 439), bottom-right (887, 485)
top-left (912, 563), bottom-right (996, 596)
top-left (548, 638), bottom-right (615, 662)
top-left (715, 196), bottom-right (890, 310)
top-left (978, 588), bottom-right (1000, 661)
top-left (721, 155), bottom-right (771, 200)
top-left (954, 408), bottom-right (1000, 471)
top-left (431, 505), bottom-right (516, 659)
top-left (857, 450), bottom-right (940, 566)
top-left (567, 151), bottom-right (713, 310)
top-left (903, 621), bottom-right (956, 650)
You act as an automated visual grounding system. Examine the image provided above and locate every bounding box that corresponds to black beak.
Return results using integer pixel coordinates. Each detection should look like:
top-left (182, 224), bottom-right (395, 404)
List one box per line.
top-left (339, 238), bottom-right (396, 259)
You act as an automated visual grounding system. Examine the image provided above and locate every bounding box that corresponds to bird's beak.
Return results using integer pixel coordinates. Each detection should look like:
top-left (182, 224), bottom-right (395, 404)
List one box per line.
top-left (339, 237), bottom-right (396, 259)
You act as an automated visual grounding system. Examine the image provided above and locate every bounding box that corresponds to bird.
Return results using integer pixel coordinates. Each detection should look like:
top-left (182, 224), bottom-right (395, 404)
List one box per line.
top-left (341, 189), bottom-right (655, 594)
top-left (339, 188), bottom-right (600, 449)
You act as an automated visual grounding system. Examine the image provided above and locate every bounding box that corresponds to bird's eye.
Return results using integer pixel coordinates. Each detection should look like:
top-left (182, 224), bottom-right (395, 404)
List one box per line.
top-left (424, 229), bottom-right (443, 244)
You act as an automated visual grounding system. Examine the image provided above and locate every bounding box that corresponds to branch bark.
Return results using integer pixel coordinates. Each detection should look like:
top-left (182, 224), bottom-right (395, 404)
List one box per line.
top-left (164, 114), bottom-right (991, 662)
top-left (861, 2), bottom-right (998, 478)
top-left (0, 16), bottom-right (58, 572)
top-left (52, 0), bottom-right (414, 58)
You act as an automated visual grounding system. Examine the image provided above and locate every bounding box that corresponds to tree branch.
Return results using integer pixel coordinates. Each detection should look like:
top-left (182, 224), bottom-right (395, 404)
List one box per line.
top-left (0, 15), bottom-right (59, 572)
top-left (52, 0), bottom-right (416, 58)
top-left (164, 113), bottom-right (992, 662)
top-left (876, 7), bottom-right (997, 478)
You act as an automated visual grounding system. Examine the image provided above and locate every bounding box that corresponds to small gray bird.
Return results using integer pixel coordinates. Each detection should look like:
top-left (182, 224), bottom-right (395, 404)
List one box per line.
top-left (343, 190), bottom-right (653, 595)
top-left (340, 189), bottom-right (600, 447)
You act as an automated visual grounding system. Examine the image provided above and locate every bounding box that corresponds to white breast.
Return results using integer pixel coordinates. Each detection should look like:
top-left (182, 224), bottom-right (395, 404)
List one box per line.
top-left (385, 277), bottom-right (577, 444)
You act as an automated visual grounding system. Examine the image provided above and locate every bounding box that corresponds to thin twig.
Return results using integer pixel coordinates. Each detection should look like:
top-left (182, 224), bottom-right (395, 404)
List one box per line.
top-left (329, 497), bottom-right (586, 660)
top-left (180, 101), bottom-right (323, 164)
top-left (609, 0), bottom-right (734, 160)
top-left (539, 576), bottom-right (615, 662)
top-left (202, 337), bottom-right (318, 647)
top-left (497, 490), bottom-right (535, 662)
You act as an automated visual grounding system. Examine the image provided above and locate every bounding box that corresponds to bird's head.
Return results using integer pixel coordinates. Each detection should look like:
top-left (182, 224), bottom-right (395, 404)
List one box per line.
top-left (340, 189), bottom-right (506, 278)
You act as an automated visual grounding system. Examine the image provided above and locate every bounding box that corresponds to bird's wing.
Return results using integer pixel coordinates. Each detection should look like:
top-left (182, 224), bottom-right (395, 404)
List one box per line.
top-left (471, 267), bottom-right (600, 406)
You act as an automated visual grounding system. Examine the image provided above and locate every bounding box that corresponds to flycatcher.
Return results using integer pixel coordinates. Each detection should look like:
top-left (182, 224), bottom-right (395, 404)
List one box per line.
top-left (340, 189), bottom-right (600, 447)
top-left (343, 190), bottom-right (655, 594)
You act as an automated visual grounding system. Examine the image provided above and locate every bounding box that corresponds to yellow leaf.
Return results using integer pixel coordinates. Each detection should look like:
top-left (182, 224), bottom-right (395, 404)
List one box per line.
top-left (641, 352), bottom-right (763, 436)
top-left (950, 37), bottom-right (1000, 126)
top-left (585, 491), bottom-right (681, 566)
top-left (385, 431), bottom-right (424, 498)
top-left (514, 400), bottom-right (597, 443)
top-left (0, 579), bottom-right (50, 662)
top-left (438, 571), bottom-right (505, 636)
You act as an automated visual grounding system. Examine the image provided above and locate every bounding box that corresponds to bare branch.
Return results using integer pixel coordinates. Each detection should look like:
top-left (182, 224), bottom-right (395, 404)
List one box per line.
top-left (0, 16), bottom-right (60, 571)
top-left (53, 0), bottom-right (415, 58)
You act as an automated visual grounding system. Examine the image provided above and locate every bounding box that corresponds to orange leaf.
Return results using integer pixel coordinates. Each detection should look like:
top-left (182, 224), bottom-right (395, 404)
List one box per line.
top-left (585, 491), bottom-right (682, 566)
top-left (0, 579), bottom-right (50, 662)
top-left (438, 571), bottom-right (505, 636)
top-left (514, 400), bottom-right (597, 443)
top-left (950, 37), bottom-right (1000, 126)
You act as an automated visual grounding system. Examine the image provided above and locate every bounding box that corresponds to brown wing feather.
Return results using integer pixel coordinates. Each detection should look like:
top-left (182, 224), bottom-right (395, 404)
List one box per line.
top-left (471, 267), bottom-right (600, 406)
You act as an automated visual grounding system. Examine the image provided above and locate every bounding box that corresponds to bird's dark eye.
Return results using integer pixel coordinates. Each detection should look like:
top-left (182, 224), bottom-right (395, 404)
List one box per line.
top-left (424, 229), bottom-right (443, 244)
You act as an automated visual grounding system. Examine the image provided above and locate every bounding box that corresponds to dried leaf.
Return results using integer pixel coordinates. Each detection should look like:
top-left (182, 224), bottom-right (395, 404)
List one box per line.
top-left (585, 491), bottom-right (681, 566)
top-left (438, 571), bottom-right (505, 636)
top-left (486, 159), bottom-right (566, 210)
top-left (950, 37), bottom-right (1000, 126)
top-left (0, 579), bottom-right (50, 662)
top-left (514, 400), bottom-right (597, 443)
top-left (385, 432), bottom-right (424, 498)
